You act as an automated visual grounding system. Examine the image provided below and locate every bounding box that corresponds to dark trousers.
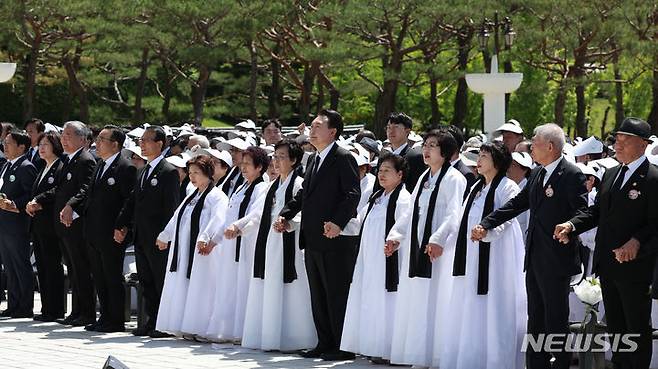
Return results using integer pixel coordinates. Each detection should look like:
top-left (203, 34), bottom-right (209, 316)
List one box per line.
top-left (526, 266), bottom-right (571, 369)
top-left (0, 232), bottom-right (34, 314)
top-left (134, 237), bottom-right (167, 330)
top-left (59, 223), bottom-right (95, 320)
top-left (32, 228), bottom-right (65, 317)
top-left (87, 240), bottom-right (126, 326)
top-left (304, 246), bottom-right (356, 353)
top-left (600, 275), bottom-right (652, 369)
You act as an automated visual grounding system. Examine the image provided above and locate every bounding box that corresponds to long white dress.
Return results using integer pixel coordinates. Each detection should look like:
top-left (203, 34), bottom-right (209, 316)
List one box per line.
top-left (179, 190), bottom-right (229, 336)
top-left (436, 176), bottom-right (527, 369)
top-left (342, 172), bottom-right (375, 236)
top-left (155, 187), bottom-right (227, 335)
top-left (241, 174), bottom-right (317, 351)
top-left (386, 166), bottom-right (466, 366)
top-left (340, 187), bottom-right (411, 358)
top-left (205, 180), bottom-right (268, 341)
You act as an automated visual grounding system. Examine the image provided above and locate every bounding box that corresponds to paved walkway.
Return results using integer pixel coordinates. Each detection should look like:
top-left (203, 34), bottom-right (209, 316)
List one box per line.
top-left (0, 294), bottom-right (374, 369)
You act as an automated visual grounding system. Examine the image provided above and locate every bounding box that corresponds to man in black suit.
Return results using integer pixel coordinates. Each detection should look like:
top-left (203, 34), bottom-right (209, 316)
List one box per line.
top-left (472, 123), bottom-right (588, 369)
top-left (556, 118), bottom-right (658, 369)
top-left (24, 118), bottom-right (46, 172)
top-left (0, 130), bottom-right (37, 318)
top-left (384, 112), bottom-right (425, 191)
top-left (68, 126), bottom-right (136, 332)
top-left (115, 126), bottom-right (180, 338)
top-left (275, 109), bottom-right (361, 361)
top-left (33, 121), bottom-right (97, 326)
top-left (445, 125), bottom-right (477, 195)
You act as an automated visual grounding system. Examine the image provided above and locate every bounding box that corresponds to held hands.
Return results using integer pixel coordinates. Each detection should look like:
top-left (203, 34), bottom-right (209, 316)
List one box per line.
top-left (59, 204), bottom-right (74, 227)
top-left (384, 240), bottom-right (400, 257)
top-left (613, 238), bottom-right (640, 263)
top-left (470, 224), bottom-right (488, 242)
top-left (26, 199), bottom-right (42, 217)
top-left (113, 227), bottom-right (128, 243)
top-left (323, 222), bottom-right (341, 239)
top-left (424, 243), bottom-right (444, 262)
top-left (272, 216), bottom-right (290, 233)
top-left (196, 241), bottom-right (215, 255)
top-left (553, 222), bottom-right (573, 244)
top-left (0, 198), bottom-right (19, 213)
top-left (156, 239), bottom-right (169, 250)
top-left (224, 224), bottom-right (241, 240)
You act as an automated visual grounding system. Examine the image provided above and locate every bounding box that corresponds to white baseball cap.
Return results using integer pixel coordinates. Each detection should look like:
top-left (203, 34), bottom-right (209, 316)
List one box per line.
top-left (573, 136), bottom-right (603, 157)
top-left (494, 119), bottom-right (524, 135)
top-left (512, 151), bottom-right (533, 169)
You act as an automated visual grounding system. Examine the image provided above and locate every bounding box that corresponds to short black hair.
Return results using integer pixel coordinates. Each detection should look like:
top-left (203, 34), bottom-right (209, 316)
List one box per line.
top-left (274, 138), bottom-right (304, 168)
top-left (243, 146), bottom-right (270, 175)
top-left (187, 155), bottom-right (215, 180)
top-left (7, 130), bottom-right (31, 154)
top-left (379, 153), bottom-right (409, 181)
top-left (387, 112), bottom-right (413, 129)
top-left (38, 132), bottom-right (64, 157)
top-left (103, 125), bottom-right (126, 147)
top-left (480, 141), bottom-right (512, 174)
top-left (145, 126), bottom-right (167, 152)
top-left (422, 129), bottom-right (458, 160)
top-left (25, 118), bottom-right (45, 133)
top-left (319, 109), bottom-right (343, 139)
top-left (445, 125), bottom-right (465, 150)
top-left (261, 119), bottom-right (282, 133)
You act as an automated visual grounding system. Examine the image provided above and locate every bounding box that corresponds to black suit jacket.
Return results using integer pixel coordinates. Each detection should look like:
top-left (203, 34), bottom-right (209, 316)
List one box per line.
top-left (570, 159), bottom-right (658, 284)
top-left (480, 158), bottom-right (588, 277)
top-left (33, 149), bottom-right (96, 236)
top-left (116, 158), bottom-right (180, 248)
top-left (400, 144), bottom-right (425, 192)
top-left (280, 143), bottom-right (361, 252)
top-left (27, 146), bottom-right (45, 172)
top-left (69, 155), bottom-right (137, 247)
top-left (453, 159), bottom-right (477, 197)
top-left (0, 155), bottom-right (37, 235)
top-left (30, 158), bottom-right (64, 233)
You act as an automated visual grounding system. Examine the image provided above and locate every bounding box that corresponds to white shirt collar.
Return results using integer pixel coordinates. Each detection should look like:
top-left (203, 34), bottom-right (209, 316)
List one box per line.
top-left (450, 158), bottom-right (460, 166)
top-left (542, 156), bottom-right (563, 179)
top-left (622, 155), bottom-right (646, 175)
top-left (147, 153), bottom-right (165, 170)
top-left (392, 142), bottom-right (408, 155)
top-left (315, 141), bottom-right (335, 167)
top-left (101, 152), bottom-right (120, 173)
top-left (67, 147), bottom-right (83, 160)
top-left (9, 155), bottom-right (22, 165)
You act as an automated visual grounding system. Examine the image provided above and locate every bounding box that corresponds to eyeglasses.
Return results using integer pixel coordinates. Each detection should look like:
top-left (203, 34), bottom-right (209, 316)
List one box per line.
top-left (138, 137), bottom-right (156, 143)
top-left (272, 154), bottom-right (289, 161)
top-left (95, 136), bottom-right (114, 143)
top-left (422, 142), bottom-right (439, 149)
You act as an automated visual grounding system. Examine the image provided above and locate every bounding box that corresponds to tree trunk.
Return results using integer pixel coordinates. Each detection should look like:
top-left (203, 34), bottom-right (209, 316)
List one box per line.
top-left (554, 80), bottom-right (567, 127)
top-left (316, 82), bottom-right (324, 114)
top-left (451, 35), bottom-right (470, 129)
top-left (190, 64), bottom-right (211, 126)
top-left (316, 70), bottom-right (340, 111)
top-left (133, 47), bottom-right (150, 122)
top-left (504, 52), bottom-right (513, 112)
top-left (299, 64), bottom-right (314, 123)
top-left (601, 106), bottom-right (610, 138)
top-left (648, 55), bottom-right (658, 134)
top-left (248, 40), bottom-right (258, 121)
top-left (160, 60), bottom-right (173, 121)
top-left (575, 80), bottom-right (587, 137)
top-left (613, 56), bottom-right (624, 129)
top-left (429, 76), bottom-right (442, 127)
top-left (268, 46), bottom-right (282, 119)
top-left (62, 54), bottom-right (89, 123)
top-left (23, 43), bottom-right (39, 121)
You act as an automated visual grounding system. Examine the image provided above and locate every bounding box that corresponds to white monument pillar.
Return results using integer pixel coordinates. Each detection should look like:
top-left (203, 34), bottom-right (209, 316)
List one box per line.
top-left (0, 63), bottom-right (17, 83)
top-left (465, 55), bottom-right (522, 137)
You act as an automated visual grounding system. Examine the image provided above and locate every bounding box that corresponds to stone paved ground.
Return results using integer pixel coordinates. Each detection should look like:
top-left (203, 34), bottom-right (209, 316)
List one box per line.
top-left (0, 293), bottom-right (374, 369)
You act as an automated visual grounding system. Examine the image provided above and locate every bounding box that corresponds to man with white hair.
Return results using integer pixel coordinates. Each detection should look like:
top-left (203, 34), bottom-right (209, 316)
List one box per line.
top-left (186, 134), bottom-right (210, 150)
top-left (473, 123), bottom-right (588, 369)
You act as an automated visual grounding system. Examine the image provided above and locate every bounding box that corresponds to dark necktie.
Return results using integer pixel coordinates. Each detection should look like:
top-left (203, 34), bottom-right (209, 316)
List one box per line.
top-left (141, 164), bottom-right (151, 188)
top-left (309, 155), bottom-right (321, 188)
top-left (537, 168), bottom-right (547, 188)
top-left (612, 165), bottom-right (628, 192)
top-left (95, 161), bottom-right (106, 183)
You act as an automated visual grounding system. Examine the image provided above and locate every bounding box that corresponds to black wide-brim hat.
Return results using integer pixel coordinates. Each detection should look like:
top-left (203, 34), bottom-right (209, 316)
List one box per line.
top-left (615, 117), bottom-right (652, 141)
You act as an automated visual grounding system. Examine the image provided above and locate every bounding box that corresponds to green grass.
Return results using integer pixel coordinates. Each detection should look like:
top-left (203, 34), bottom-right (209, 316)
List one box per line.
top-left (202, 118), bottom-right (234, 128)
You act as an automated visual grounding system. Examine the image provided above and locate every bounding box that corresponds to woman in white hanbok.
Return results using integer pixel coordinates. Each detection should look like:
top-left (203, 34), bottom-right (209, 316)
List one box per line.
top-left (241, 139), bottom-right (317, 351)
top-left (154, 155), bottom-right (228, 335)
top-left (341, 154), bottom-right (411, 362)
top-left (205, 146), bottom-right (269, 342)
top-left (436, 141), bottom-right (527, 369)
top-left (385, 130), bottom-right (466, 367)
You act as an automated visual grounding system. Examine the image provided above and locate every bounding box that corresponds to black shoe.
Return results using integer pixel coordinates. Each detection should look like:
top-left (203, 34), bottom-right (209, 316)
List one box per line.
top-left (95, 324), bottom-right (125, 333)
top-left (148, 329), bottom-right (173, 338)
top-left (84, 322), bottom-right (101, 331)
top-left (70, 317), bottom-right (95, 327)
top-left (131, 327), bottom-right (151, 336)
top-left (10, 311), bottom-right (34, 319)
top-left (57, 315), bottom-right (80, 325)
top-left (369, 357), bottom-right (391, 365)
top-left (34, 314), bottom-right (59, 322)
top-left (0, 309), bottom-right (14, 317)
top-left (300, 347), bottom-right (326, 358)
top-left (320, 351), bottom-right (355, 361)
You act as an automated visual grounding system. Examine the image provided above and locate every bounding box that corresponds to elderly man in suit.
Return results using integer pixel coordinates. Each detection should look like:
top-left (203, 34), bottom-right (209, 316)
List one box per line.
top-left (68, 125), bottom-right (136, 332)
top-left (30, 121), bottom-right (97, 326)
top-left (0, 130), bottom-right (37, 318)
top-left (472, 123), bottom-right (589, 369)
top-left (275, 109), bottom-right (361, 361)
top-left (115, 126), bottom-right (180, 338)
top-left (556, 117), bottom-right (658, 369)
